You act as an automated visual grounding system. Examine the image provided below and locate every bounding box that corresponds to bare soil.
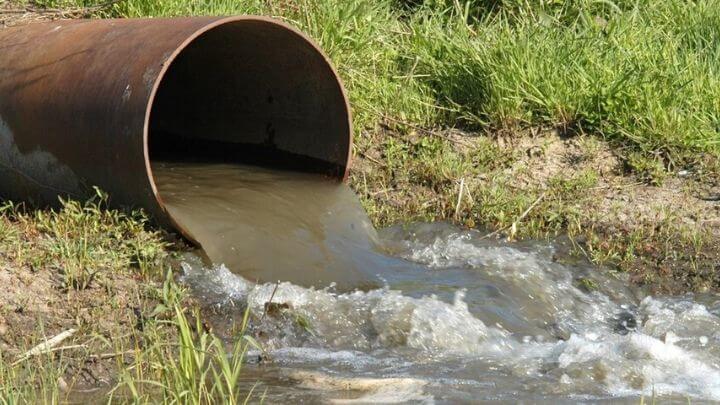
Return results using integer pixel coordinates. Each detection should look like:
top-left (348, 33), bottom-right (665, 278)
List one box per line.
top-left (0, 264), bottom-right (164, 391)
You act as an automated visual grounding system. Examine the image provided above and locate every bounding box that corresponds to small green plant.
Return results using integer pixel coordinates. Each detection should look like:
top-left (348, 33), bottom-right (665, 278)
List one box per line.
top-left (111, 304), bottom-right (261, 404)
top-left (626, 152), bottom-right (667, 186)
top-left (578, 277), bottom-right (599, 292)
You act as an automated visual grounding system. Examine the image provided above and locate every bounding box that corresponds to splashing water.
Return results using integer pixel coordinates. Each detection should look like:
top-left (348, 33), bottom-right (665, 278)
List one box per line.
top-left (154, 162), bottom-right (720, 403)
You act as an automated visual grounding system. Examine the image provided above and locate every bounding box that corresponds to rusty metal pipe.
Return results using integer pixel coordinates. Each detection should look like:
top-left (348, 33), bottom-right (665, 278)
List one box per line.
top-left (0, 17), bottom-right (352, 242)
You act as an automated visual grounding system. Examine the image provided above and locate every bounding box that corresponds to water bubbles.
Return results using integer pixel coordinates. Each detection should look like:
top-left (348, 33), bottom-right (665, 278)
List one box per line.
top-left (560, 374), bottom-right (572, 384)
top-left (180, 222), bottom-right (720, 402)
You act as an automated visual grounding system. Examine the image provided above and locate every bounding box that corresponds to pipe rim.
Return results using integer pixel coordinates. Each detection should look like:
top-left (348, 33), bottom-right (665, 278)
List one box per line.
top-left (141, 16), bottom-right (353, 244)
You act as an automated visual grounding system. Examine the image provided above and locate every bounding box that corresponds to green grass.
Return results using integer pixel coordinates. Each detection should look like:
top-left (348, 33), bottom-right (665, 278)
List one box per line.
top-left (108, 279), bottom-right (261, 404)
top-left (0, 188), bottom-right (167, 290)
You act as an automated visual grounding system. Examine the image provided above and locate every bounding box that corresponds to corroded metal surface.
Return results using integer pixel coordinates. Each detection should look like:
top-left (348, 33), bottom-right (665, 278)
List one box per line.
top-left (0, 17), bottom-right (352, 241)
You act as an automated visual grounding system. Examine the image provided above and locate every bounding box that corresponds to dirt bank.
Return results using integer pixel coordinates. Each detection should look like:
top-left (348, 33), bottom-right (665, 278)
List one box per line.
top-left (0, 266), bottom-right (162, 392)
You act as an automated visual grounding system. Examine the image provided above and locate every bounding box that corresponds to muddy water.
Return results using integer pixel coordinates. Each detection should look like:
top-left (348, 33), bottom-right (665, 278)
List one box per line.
top-left (153, 161), bottom-right (385, 289)
top-left (154, 162), bottom-right (720, 403)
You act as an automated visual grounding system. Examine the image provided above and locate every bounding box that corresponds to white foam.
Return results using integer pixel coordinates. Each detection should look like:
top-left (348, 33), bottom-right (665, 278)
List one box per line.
top-left (181, 224), bottom-right (720, 401)
top-left (548, 332), bottom-right (720, 399)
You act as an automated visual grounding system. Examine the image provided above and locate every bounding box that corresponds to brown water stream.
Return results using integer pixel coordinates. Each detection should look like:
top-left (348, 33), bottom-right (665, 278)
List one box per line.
top-left (153, 161), bottom-right (384, 290)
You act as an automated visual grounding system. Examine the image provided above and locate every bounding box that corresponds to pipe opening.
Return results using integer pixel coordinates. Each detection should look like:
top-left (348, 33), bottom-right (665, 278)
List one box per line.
top-left (147, 18), bottom-right (351, 179)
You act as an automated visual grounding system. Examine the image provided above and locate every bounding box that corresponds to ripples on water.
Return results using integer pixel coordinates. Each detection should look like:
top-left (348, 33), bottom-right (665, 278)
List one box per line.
top-left (154, 162), bottom-right (720, 403)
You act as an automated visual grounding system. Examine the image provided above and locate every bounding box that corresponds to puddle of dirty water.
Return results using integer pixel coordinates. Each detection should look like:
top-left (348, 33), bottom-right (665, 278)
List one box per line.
top-left (154, 161), bottom-right (720, 403)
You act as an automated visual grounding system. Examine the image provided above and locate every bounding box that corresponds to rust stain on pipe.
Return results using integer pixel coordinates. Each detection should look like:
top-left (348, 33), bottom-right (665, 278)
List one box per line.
top-left (0, 17), bottom-right (353, 242)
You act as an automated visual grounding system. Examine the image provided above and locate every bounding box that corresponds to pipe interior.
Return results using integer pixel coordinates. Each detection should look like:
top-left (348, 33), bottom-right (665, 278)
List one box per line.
top-left (148, 20), bottom-right (350, 177)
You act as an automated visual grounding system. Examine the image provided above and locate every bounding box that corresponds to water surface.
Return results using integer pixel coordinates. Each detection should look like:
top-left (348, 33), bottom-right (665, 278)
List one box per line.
top-left (154, 161), bottom-right (720, 403)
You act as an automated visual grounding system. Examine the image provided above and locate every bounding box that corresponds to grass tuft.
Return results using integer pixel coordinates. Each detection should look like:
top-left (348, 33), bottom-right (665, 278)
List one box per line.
top-left (0, 188), bottom-right (167, 290)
